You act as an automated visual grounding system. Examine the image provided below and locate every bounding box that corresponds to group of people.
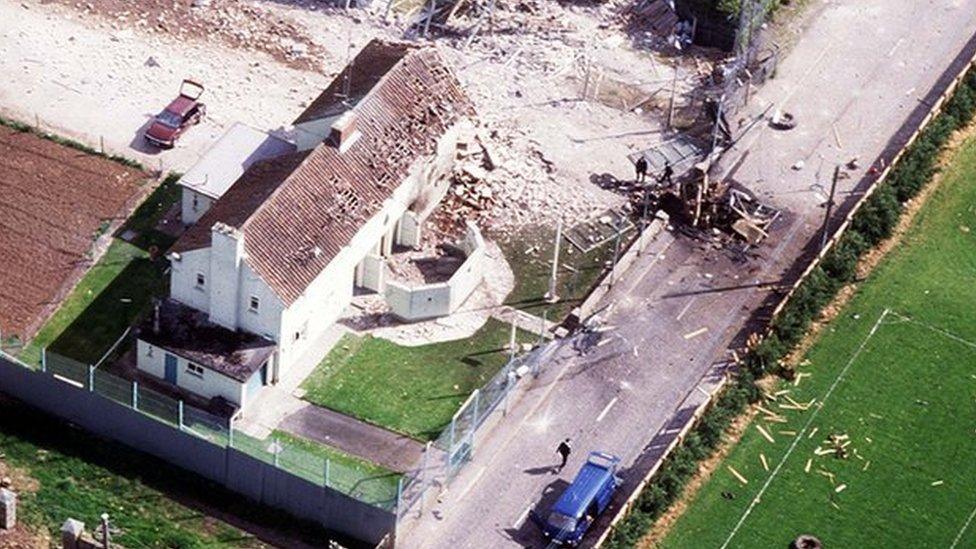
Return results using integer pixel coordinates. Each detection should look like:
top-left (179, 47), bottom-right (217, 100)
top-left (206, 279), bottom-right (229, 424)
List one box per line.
top-left (634, 156), bottom-right (673, 187)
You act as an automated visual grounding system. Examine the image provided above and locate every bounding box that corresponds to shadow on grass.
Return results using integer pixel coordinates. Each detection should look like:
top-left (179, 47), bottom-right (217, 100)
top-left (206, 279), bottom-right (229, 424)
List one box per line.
top-left (48, 258), bottom-right (168, 364)
top-left (0, 395), bottom-right (364, 548)
top-left (114, 173), bottom-right (181, 253)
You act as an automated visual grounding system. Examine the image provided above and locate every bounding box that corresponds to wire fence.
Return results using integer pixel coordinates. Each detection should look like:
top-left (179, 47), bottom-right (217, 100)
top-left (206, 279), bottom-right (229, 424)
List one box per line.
top-left (36, 347), bottom-right (399, 511)
top-left (397, 339), bottom-right (554, 521)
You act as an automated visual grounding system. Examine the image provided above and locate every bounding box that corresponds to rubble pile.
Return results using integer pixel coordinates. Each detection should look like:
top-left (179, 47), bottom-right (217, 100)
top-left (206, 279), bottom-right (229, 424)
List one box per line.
top-left (65, 0), bottom-right (324, 68)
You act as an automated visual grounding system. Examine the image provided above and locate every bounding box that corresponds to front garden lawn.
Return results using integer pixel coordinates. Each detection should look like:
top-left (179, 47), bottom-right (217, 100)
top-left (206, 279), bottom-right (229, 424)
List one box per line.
top-left (300, 319), bottom-right (531, 441)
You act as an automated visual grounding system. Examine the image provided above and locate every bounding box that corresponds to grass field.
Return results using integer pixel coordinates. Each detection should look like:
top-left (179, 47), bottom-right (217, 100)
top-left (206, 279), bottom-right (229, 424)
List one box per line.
top-left (301, 319), bottom-right (530, 441)
top-left (660, 136), bottom-right (976, 547)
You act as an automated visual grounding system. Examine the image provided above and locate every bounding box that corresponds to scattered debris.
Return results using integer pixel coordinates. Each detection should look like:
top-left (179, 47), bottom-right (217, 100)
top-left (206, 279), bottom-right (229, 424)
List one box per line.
top-left (756, 424), bottom-right (775, 443)
top-left (728, 466), bottom-right (749, 485)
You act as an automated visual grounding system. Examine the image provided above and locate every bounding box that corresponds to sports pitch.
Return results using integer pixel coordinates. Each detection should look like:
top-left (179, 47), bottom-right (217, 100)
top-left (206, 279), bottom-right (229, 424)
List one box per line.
top-left (660, 135), bottom-right (976, 548)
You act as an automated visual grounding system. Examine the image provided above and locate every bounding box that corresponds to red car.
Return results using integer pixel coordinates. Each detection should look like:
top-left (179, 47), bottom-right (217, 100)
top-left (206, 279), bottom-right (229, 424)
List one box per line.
top-left (145, 79), bottom-right (206, 148)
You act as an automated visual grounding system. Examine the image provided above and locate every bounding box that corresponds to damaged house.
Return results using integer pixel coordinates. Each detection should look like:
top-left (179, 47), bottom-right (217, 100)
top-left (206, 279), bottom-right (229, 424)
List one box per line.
top-left (137, 39), bottom-right (482, 411)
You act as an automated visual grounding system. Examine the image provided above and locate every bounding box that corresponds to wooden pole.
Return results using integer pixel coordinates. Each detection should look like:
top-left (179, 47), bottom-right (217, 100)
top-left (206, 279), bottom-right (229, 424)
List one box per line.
top-left (667, 64), bottom-right (679, 130)
top-left (546, 220), bottom-right (563, 302)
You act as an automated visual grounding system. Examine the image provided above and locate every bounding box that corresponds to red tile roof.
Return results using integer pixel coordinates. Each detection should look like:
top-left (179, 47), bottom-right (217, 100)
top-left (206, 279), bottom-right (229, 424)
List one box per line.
top-left (171, 39), bottom-right (475, 305)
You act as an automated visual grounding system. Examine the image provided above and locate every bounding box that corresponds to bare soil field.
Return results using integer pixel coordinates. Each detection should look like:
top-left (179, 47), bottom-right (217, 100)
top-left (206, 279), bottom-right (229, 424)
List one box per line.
top-left (0, 126), bottom-right (147, 342)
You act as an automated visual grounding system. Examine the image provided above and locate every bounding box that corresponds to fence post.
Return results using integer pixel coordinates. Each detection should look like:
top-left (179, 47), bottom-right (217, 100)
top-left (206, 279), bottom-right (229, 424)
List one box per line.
top-left (471, 390), bottom-right (481, 447)
top-left (420, 441), bottom-right (431, 511)
top-left (178, 401), bottom-right (184, 430)
top-left (228, 416), bottom-right (234, 449)
top-left (273, 437), bottom-right (280, 467)
top-left (396, 477), bottom-right (404, 516)
top-left (324, 458), bottom-right (331, 488)
top-left (88, 365), bottom-right (94, 392)
top-left (132, 381), bottom-right (138, 410)
top-left (41, 347), bottom-right (46, 373)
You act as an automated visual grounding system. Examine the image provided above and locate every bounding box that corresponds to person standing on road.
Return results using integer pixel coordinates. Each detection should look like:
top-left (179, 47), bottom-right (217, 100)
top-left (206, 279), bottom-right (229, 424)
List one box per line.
top-left (635, 156), bottom-right (648, 184)
top-left (555, 438), bottom-right (572, 472)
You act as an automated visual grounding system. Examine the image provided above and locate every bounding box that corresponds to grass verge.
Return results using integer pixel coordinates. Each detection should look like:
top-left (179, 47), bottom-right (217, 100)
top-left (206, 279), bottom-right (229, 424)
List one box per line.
top-left (301, 319), bottom-right (531, 441)
top-left (493, 224), bottom-right (618, 322)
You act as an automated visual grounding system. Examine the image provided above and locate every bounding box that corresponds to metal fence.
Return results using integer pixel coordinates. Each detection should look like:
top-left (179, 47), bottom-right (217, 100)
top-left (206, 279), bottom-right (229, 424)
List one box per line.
top-left (396, 339), bottom-right (553, 521)
top-left (38, 347), bottom-right (399, 511)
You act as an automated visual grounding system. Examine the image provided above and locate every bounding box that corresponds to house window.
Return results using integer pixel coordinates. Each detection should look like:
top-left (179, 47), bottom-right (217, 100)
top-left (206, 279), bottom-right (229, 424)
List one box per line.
top-left (192, 193), bottom-right (200, 211)
top-left (249, 295), bottom-right (260, 312)
top-left (196, 272), bottom-right (206, 288)
top-left (294, 321), bottom-right (308, 342)
top-left (186, 363), bottom-right (205, 378)
top-left (146, 345), bottom-right (154, 358)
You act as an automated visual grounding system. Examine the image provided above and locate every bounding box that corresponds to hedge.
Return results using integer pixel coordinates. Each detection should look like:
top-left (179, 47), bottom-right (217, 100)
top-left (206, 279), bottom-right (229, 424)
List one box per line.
top-left (605, 65), bottom-right (976, 548)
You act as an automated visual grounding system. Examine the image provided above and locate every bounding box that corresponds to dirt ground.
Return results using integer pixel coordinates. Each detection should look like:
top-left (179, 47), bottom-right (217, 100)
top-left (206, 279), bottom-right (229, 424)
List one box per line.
top-left (0, 126), bottom-right (147, 343)
top-left (0, 460), bottom-right (46, 548)
top-left (0, 0), bottom-right (711, 234)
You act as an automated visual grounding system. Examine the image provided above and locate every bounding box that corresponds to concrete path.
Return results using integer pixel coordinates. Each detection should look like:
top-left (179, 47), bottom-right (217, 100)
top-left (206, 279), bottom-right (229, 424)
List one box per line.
top-left (397, 1), bottom-right (976, 547)
top-left (279, 403), bottom-right (425, 473)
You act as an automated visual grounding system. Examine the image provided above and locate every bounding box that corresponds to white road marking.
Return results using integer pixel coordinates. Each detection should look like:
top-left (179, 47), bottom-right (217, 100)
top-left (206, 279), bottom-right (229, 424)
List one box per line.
top-left (683, 327), bottom-right (708, 340)
top-left (950, 504), bottom-right (976, 549)
top-left (719, 309), bottom-right (889, 549)
top-left (513, 505), bottom-right (532, 529)
top-left (676, 298), bottom-right (696, 321)
top-left (596, 397), bottom-right (619, 423)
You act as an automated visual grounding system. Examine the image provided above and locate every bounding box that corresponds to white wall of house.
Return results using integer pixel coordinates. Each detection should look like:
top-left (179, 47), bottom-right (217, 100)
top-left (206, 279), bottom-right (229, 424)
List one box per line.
top-left (236, 262), bottom-right (285, 343)
top-left (169, 248), bottom-right (211, 314)
top-left (209, 223), bottom-right (246, 330)
top-left (181, 188), bottom-right (216, 226)
top-left (136, 339), bottom-right (248, 407)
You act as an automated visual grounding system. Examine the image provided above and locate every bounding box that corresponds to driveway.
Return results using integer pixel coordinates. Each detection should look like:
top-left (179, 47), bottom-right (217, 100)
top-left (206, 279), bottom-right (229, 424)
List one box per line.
top-left (397, 1), bottom-right (976, 547)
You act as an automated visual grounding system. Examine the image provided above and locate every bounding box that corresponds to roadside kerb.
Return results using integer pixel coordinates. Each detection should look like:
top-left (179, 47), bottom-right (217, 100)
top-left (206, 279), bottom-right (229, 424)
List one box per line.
top-left (577, 214), bottom-right (669, 321)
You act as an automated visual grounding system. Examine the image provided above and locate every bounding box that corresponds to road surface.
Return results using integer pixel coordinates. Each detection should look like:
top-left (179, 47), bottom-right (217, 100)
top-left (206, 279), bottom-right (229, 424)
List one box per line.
top-left (398, 0), bottom-right (976, 547)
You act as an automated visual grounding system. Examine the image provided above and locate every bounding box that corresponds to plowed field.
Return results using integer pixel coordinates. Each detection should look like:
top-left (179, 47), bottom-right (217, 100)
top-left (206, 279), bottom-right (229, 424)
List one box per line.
top-left (0, 126), bottom-right (146, 342)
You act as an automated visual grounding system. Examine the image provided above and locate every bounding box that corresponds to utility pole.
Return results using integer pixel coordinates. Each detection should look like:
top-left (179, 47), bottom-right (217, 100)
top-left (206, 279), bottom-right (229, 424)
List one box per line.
top-left (608, 215), bottom-right (625, 289)
top-left (545, 220), bottom-right (563, 303)
top-left (819, 165), bottom-right (840, 251)
top-left (667, 63), bottom-right (679, 130)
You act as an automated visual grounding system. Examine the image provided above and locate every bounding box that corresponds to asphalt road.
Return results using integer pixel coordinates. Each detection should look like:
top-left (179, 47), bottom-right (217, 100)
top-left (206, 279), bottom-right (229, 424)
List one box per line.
top-left (398, 1), bottom-right (976, 547)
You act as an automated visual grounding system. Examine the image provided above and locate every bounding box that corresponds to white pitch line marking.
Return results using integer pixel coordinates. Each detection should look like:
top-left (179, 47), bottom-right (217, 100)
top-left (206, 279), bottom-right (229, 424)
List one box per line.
top-left (719, 308), bottom-right (889, 549)
top-left (676, 298), bottom-right (696, 321)
top-left (513, 505), bottom-right (532, 529)
top-left (950, 504), bottom-right (976, 549)
top-left (596, 397), bottom-right (619, 423)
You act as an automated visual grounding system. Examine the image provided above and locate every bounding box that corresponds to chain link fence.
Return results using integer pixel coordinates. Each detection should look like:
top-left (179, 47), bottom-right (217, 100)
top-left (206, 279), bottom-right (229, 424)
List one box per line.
top-left (397, 339), bottom-right (555, 521)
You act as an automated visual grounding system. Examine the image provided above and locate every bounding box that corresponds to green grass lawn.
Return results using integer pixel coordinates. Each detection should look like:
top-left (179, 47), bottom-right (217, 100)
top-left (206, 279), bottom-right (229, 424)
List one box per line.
top-left (492, 224), bottom-right (618, 322)
top-left (19, 241), bottom-right (168, 366)
top-left (19, 179), bottom-right (178, 366)
top-left (301, 319), bottom-right (530, 441)
top-left (660, 135), bottom-right (976, 548)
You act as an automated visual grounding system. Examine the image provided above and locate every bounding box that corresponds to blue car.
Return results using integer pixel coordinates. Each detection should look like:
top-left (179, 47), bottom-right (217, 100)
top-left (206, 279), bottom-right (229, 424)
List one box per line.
top-left (532, 451), bottom-right (622, 546)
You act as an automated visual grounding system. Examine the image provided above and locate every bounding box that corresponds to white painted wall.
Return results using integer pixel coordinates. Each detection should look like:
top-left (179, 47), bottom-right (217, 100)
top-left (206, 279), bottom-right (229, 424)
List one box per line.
top-left (181, 188), bottom-right (215, 226)
top-left (209, 223), bottom-right (245, 330)
top-left (169, 247), bottom-right (211, 314)
top-left (294, 115), bottom-right (342, 152)
top-left (136, 339), bottom-right (247, 407)
top-left (236, 262), bottom-right (284, 343)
